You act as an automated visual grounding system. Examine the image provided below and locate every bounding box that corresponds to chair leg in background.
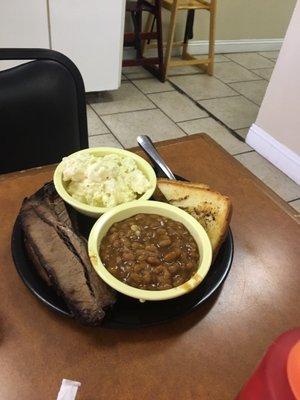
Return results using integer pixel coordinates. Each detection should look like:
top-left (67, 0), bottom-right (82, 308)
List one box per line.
top-left (155, 0), bottom-right (164, 81)
top-left (163, 4), bottom-right (178, 80)
top-left (207, 2), bottom-right (216, 75)
top-left (135, 1), bottom-right (143, 59)
top-left (182, 9), bottom-right (195, 59)
top-left (141, 13), bottom-right (154, 55)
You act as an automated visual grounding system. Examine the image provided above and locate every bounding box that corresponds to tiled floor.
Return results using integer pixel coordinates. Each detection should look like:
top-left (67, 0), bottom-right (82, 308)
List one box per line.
top-left (86, 51), bottom-right (300, 212)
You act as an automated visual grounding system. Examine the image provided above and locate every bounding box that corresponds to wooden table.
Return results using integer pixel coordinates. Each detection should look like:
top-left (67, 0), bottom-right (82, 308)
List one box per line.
top-left (0, 134), bottom-right (299, 400)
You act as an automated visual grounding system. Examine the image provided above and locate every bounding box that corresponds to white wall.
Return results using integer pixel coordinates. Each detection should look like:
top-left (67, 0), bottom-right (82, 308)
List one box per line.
top-left (0, 0), bottom-right (49, 71)
top-left (246, 0), bottom-right (300, 184)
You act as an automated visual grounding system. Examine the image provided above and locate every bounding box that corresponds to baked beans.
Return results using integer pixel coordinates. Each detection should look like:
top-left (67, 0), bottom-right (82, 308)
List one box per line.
top-left (100, 213), bottom-right (199, 290)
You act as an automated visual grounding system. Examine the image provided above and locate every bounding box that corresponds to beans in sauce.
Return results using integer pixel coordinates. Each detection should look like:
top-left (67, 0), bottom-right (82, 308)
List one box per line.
top-left (100, 213), bottom-right (199, 290)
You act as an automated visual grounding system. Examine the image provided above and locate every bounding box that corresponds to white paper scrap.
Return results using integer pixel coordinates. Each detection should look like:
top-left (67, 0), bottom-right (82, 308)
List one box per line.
top-left (56, 379), bottom-right (81, 400)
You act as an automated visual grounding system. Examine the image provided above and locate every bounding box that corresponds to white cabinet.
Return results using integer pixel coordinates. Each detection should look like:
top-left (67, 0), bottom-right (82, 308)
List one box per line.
top-left (49, 0), bottom-right (126, 92)
top-left (0, 0), bottom-right (126, 91)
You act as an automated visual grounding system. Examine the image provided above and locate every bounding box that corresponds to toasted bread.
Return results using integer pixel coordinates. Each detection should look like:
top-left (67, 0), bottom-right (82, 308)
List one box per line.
top-left (153, 179), bottom-right (232, 254)
top-left (153, 178), bottom-right (210, 202)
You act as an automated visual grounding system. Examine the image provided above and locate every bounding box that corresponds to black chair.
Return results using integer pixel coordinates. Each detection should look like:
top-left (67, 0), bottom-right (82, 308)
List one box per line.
top-left (0, 48), bottom-right (88, 174)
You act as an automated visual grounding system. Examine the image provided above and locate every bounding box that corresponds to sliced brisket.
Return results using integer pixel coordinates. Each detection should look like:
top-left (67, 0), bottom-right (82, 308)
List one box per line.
top-left (20, 183), bottom-right (116, 326)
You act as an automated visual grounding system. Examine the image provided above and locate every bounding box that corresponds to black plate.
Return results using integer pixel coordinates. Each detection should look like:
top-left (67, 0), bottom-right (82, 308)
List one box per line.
top-left (11, 178), bottom-right (234, 328)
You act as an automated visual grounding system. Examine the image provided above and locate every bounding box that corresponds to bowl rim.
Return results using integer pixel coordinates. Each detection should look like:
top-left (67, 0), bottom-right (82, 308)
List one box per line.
top-left (88, 200), bottom-right (213, 301)
top-left (53, 147), bottom-right (157, 214)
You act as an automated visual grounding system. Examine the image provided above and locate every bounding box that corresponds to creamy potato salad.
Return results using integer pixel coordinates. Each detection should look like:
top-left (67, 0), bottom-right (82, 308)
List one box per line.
top-left (61, 153), bottom-right (151, 207)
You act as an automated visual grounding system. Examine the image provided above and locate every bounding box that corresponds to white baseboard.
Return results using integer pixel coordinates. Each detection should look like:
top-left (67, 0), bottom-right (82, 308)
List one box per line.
top-left (246, 124), bottom-right (300, 185)
top-left (188, 38), bottom-right (283, 55)
top-left (124, 38), bottom-right (283, 59)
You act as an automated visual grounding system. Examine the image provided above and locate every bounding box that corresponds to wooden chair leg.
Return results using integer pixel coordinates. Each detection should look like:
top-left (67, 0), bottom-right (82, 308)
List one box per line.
top-left (135, 1), bottom-right (143, 59)
top-left (141, 13), bottom-right (154, 55)
top-left (155, 0), bottom-right (164, 81)
top-left (182, 19), bottom-right (189, 59)
top-left (164, 2), bottom-right (178, 80)
top-left (207, 1), bottom-right (216, 75)
top-left (182, 9), bottom-right (195, 59)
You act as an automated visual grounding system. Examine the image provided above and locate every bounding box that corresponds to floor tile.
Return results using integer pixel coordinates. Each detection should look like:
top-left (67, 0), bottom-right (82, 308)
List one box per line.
top-left (178, 117), bottom-right (252, 155)
top-left (229, 80), bottom-right (269, 105)
top-left (289, 199), bottom-right (300, 213)
top-left (167, 57), bottom-right (203, 76)
top-left (167, 55), bottom-right (230, 77)
top-left (214, 54), bottom-right (231, 63)
top-left (121, 74), bottom-right (127, 81)
top-left (88, 133), bottom-right (123, 148)
top-left (132, 78), bottom-right (174, 94)
top-left (199, 96), bottom-right (259, 130)
top-left (235, 152), bottom-right (300, 201)
top-left (214, 61), bottom-right (262, 83)
top-left (129, 54), bottom-right (231, 79)
top-left (251, 68), bottom-right (274, 81)
top-left (102, 109), bottom-right (186, 148)
top-left (168, 66), bottom-right (201, 76)
top-left (235, 128), bottom-right (249, 140)
top-left (86, 106), bottom-right (109, 136)
top-left (167, 55), bottom-right (230, 78)
top-left (89, 82), bottom-right (155, 116)
top-left (194, 54), bottom-right (231, 63)
top-left (148, 91), bottom-right (208, 122)
top-left (122, 66), bottom-right (141, 74)
top-left (226, 52), bottom-right (274, 69)
top-left (169, 74), bottom-right (236, 100)
top-left (122, 66), bottom-right (153, 79)
top-left (85, 92), bottom-right (96, 103)
top-left (258, 51), bottom-right (279, 60)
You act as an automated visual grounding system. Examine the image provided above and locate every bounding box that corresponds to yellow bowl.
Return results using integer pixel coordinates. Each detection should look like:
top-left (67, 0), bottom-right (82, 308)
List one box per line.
top-left (88, 200), bottom-right (212, 301)
top-left (53, 147), bottom-right (157, 218)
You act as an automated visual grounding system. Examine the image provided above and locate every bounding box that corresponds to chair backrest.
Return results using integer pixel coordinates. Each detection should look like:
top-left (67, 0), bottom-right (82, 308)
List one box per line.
top-left (0, 48), bottom-right (88, 174)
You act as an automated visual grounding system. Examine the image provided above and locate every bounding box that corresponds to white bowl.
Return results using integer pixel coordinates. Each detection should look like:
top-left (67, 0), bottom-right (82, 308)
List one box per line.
top-left (53, 147), bottom-right (157, 218)
top-left (88, 200), bottom-right (212, 301)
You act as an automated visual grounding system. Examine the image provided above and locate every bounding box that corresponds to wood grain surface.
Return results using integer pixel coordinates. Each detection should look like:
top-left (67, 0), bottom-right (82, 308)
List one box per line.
top-left (0, 134), bottom-right (299, 400)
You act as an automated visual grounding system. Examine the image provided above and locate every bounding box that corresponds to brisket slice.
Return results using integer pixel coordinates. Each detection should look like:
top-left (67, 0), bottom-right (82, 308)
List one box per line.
top-left (25, 239), bottom-right (52, 285)
top-left (28, 182), bottom-right (73, 228)
top-left (20, 183), bottom-right (116, 326)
